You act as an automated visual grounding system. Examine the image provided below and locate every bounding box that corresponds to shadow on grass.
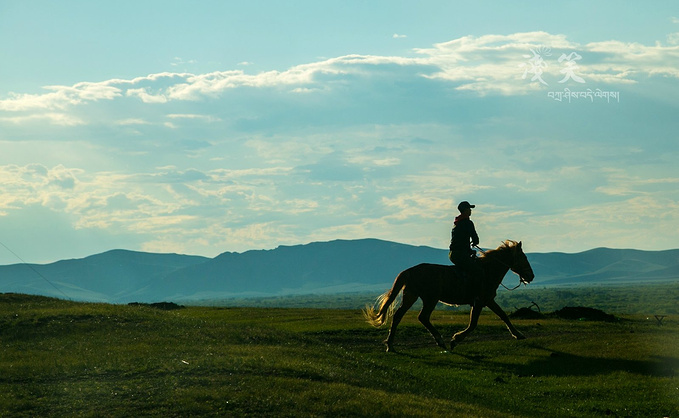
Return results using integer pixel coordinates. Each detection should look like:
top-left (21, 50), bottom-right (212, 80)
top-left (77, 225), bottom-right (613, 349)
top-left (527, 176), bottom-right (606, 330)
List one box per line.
top-left (340, 324), bottom-right (679, 379)
top-left (494, 345), bottom-right (678, 378)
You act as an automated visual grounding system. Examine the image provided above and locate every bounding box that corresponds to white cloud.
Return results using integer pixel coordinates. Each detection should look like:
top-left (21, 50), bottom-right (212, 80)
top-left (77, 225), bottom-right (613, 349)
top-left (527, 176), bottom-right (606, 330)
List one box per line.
top-left (3, 31), bottom-right (677, 117)
top-left (0, 91), bottom-right (69, 111)
top-left (373, 158), bottom-right (400, 167)
top-left (126, 88), bottom-right (168, 103)
top-left (520, 195), bottom-right (679, 251)
top-left (0, 113), bottom-right (85, 126)
top-left (0, 163), bottom-right (312, 249)
top-left (595, 170), bottom-right (679, 196)
top-left (166, 113), bottom-right (221, 122)
top-left (585, 40), bottom-right (679, 78)
top-left (393, 33), bottom-right (407, 39)
top-left (116, 118), bottom-right (151, 126)
top-left (0, 54), bottom-right (417, 113)
top-left (415, 32), bottom-right (679, 94)
top-left (0, 81), bottom-right (122, 111)
top-left (171, 57), bottom-right (197, 67)
top-left (291, 87), bottom-right (322, 94)
top-left (1, 31), bottom-right (678, 257)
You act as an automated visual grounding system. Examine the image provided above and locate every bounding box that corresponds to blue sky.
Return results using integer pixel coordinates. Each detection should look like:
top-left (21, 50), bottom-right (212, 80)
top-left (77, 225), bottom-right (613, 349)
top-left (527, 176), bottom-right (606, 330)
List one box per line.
top-left (1, 1), bottom-right (678, 263)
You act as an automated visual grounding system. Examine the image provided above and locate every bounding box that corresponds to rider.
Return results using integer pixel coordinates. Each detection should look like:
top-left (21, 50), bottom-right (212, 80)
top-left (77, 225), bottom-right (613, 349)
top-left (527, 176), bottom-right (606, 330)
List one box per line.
top-left (448, 201), bottom-right (484, 298)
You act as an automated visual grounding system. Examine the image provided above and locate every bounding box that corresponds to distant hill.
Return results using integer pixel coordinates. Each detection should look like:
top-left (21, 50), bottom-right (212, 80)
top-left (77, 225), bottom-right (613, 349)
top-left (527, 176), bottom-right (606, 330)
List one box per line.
top-left (0, 250), bottom-right (209, 302)
top-left (1, 239), bottom-right (677, 303)
top-left (142, 239), bottom-right (445, 301)
top-left (528, 248), bottom-right (679, 285)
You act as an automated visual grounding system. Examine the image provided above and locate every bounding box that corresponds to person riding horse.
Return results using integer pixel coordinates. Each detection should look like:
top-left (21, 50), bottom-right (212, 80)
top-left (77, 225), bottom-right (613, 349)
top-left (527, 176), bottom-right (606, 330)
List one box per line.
top-left (448, 201), bottom-right (484, 298)
top-left (365, 239), bottom-right (534, 352)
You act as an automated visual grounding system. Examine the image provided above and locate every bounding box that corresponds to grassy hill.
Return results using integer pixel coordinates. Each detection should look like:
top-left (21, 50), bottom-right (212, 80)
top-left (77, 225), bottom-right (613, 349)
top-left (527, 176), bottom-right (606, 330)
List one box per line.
top-left (1, 293), bottom-right (677, 417)
top-left (191, 282), bottom-right (679, 316)
top-left (2, 240), bottom-right (677, 304)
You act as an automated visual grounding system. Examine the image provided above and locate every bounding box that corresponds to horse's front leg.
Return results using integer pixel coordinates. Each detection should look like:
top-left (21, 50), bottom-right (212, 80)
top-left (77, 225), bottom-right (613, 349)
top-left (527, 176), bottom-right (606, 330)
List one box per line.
top-left (450, 303), bottom-right (482, 349)
top-left (486, 299), bottom-right (526, 340)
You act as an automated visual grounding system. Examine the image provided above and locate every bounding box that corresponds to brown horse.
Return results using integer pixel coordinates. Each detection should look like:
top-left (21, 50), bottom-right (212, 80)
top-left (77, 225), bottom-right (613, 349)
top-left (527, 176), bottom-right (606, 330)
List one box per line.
top-left (364, 240), bottom-right (535, 352)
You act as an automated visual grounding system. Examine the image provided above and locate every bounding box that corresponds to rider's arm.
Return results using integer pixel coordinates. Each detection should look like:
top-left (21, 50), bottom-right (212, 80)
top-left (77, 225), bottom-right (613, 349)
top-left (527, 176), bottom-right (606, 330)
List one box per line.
top-left (469, 221), bottom-right (479, 247)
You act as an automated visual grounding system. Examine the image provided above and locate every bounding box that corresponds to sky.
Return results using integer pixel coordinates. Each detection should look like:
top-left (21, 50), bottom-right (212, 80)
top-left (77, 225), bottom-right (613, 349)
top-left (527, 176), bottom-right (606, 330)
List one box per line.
top-left (1, 1), bottom-right (678, 264)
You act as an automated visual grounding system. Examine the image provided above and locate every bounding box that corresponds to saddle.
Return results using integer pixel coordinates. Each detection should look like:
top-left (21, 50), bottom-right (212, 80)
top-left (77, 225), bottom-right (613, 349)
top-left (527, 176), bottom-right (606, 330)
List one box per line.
top-left (449, 265), bottom-right (473, 286)
top-left (450, 263), bottom-right (486, 300)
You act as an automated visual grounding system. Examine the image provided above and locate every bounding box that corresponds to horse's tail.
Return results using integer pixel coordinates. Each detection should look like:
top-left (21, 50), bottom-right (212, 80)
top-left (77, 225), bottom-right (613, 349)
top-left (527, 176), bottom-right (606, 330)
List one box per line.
top-left (363, 270), bottom-right (408, 327)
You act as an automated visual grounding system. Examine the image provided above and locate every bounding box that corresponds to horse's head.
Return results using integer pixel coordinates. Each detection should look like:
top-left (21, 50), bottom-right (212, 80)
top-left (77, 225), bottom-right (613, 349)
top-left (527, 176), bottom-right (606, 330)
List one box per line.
top-left (509, 241), bottom-right (535, 284)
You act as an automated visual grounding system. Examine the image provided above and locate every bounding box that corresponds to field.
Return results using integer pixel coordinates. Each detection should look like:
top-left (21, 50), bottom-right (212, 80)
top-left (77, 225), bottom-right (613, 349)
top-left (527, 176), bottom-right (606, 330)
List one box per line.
top-left (1, 292), bottom-right (677, 417)
top-left (198, 282), bottom-right (679, 314)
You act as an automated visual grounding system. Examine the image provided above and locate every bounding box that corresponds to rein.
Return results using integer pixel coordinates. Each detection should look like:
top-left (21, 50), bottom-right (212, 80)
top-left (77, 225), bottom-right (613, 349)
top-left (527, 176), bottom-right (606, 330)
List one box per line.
top-left (500, 281), bottom-right (524, 291)
top-left (473, 244), bottom-right (526, 291)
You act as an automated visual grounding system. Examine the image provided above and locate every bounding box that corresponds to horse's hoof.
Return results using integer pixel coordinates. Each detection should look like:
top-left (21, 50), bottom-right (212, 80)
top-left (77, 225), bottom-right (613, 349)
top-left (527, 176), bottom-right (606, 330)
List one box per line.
top-left (514, 333), bottom-right (526, 340)
top-left (449, 341), bottom-right (457, 350)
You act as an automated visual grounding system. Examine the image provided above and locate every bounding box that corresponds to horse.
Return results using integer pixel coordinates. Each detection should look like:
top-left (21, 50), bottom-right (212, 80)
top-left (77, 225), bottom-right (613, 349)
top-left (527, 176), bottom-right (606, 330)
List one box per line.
top-left (364, 240), bottom-right (535, 352)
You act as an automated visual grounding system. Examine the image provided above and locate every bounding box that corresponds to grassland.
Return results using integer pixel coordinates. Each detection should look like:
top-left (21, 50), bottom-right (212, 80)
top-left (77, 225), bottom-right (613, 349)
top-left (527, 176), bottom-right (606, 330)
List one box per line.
top-left (195, 282), bottom-right (679, 315)
top-left (1, 292), bottom-right (677, 417)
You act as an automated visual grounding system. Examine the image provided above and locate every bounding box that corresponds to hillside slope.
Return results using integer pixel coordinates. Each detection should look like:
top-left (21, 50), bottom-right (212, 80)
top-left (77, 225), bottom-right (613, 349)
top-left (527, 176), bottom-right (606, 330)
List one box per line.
top-left (142, 239), bottom-right (446, 300)
top-left (0, 240), bottom-right (677, 303)
top-left (529, 247), bottom-right (679, 285)
top-left (0, 250), bottom-right (209, 302)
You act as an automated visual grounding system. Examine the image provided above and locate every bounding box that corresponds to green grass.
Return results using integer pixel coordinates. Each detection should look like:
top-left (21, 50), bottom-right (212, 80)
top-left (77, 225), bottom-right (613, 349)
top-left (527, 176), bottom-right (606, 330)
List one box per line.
top-left (194, 282), bottom-right (679, 315)
top-left (1, 293), bottom-right (677, 417)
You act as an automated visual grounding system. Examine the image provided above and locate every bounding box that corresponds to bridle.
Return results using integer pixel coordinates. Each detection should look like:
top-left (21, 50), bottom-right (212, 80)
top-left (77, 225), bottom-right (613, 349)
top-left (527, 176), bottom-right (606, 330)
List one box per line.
top-left (473, 244), bottom-right (530, 291)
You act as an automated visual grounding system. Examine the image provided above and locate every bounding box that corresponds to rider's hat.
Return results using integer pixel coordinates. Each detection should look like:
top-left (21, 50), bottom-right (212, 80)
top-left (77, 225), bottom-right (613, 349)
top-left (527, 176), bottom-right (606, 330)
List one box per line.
top-left (457, 201), bottom-right (475, 212)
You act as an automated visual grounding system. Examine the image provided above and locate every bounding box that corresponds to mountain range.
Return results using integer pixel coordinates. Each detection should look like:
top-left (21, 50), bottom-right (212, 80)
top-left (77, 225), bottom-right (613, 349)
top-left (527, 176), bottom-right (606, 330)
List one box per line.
top-left (1, 239), bottom-right (678, 303)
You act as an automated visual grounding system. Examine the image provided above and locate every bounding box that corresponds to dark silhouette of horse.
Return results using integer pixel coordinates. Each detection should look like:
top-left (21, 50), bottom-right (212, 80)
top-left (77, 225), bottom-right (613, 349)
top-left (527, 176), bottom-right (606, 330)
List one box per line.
top-left (364, 240), bottom-right (535, 352)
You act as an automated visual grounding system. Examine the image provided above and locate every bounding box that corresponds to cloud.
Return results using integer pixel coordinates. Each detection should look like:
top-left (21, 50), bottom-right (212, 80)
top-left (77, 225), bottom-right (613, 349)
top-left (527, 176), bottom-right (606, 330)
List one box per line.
top-left (126, 88), bottom-right (169, 103)
top-left (0, 164), bottom-right (83, 210)
top-left (0, 113), bottom-right (85, 126)
top-left (2, 31), bottom-right (678, 118)
top-left (393, 33), bottom-right (407, 39)
top-left (518, 195), bottom-right (679, 251)
top-left (0, 72), bottom-right (189, 112)
top-left (595, 170), bottom-right (679, 196)
top-left (0, 81), bottom-right (122, 111)
top-left (1, 31), bottom-right (678, 257)
top-left (584, 40), bottom-right (679, 78)
top-left (171, 57), bottom-right (197, 67)
top-left (297, 160), bottom-right (364, 182)
top-left (47, 165), bottom-right (80, 189)
top-left (166, 113), bottom-right (221, 122)
top-left (416, 32), bottom-right (679, 94)
top-left (0, 162), bottom-right (315, 250)
top-left (0, 53), bottom-right (417, 114)
top-left (128, 167), bottom-right (210, 184)
top-left (116, 118), bottom-right (151, 126)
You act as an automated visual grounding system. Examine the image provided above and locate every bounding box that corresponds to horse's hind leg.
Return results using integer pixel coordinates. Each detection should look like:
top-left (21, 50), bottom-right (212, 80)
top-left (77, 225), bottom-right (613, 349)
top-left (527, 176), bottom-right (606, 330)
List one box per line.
top-left (418, 298), bottom-right (447, 350)
top-left (384, 291), bottom-right (418, 352)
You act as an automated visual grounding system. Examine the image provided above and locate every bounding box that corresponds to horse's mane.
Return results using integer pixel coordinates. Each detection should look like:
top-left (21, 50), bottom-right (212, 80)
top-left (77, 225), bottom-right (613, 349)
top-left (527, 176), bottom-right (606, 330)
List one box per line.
top-left (479, 240), bottom-right (519, 259)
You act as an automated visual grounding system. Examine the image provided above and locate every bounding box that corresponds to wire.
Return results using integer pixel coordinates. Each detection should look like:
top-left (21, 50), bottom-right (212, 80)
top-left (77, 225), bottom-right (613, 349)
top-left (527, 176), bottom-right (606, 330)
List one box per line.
top-left (0, 240), bottom-right (71, 300)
